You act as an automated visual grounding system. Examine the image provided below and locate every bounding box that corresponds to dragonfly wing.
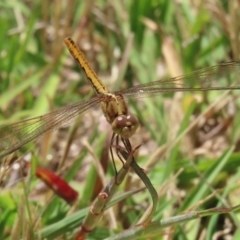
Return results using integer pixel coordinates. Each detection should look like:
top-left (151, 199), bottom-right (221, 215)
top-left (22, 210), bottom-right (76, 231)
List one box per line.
top-left (119, 62), bottom-right (240, 99)
top-left (0, 97), bottom-right (100, 159)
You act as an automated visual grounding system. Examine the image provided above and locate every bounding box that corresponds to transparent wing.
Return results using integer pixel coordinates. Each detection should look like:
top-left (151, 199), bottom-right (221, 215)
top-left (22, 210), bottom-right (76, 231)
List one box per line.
top-left (2, 62), bottom-right (240, 159)
top-left (0, 96), bottom-right (100, 159)
top-left (118, 62), bottom-right (240, 99)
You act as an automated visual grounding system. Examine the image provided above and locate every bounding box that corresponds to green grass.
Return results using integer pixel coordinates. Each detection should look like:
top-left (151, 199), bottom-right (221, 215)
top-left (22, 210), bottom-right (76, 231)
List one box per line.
top-left (1, 0), bottom-right (240, 239)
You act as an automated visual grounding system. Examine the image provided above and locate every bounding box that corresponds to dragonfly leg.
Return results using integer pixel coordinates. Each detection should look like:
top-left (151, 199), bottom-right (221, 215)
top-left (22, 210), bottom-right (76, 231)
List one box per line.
top-left (110, 133), bottom-right (119, 175)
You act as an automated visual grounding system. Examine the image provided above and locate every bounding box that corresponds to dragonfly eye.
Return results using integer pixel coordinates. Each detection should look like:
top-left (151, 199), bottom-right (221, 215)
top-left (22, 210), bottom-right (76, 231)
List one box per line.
top-left (112, 114), bottom-right (139, 139)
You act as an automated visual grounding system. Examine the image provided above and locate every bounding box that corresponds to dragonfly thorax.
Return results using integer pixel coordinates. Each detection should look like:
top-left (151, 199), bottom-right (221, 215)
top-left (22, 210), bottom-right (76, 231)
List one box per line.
top-left (100, 93), bottom-right (139, 138)
top-left (100, 94), bottom-right (128, 123)
top-left (112, 114), bottom-right (139, 139)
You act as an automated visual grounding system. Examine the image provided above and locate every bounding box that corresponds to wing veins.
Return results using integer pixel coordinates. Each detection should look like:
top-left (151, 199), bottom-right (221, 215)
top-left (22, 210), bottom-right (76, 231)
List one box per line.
top-left (0, 97), bottom-right (100, 159)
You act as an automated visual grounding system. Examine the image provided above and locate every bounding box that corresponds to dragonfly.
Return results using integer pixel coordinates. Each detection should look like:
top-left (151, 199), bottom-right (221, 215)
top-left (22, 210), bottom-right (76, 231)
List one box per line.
top-left (0, 37), bottom-right (240, 160)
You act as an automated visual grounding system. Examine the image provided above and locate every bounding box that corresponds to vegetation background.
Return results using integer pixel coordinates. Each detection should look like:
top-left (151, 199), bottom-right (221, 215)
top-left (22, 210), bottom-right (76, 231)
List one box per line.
top-left (0, 0), bottom-right (240, 239)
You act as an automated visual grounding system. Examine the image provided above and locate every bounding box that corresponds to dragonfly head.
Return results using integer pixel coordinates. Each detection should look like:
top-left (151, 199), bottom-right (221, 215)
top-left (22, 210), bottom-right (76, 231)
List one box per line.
top-left (111, 114), bottom-right (139, 139)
